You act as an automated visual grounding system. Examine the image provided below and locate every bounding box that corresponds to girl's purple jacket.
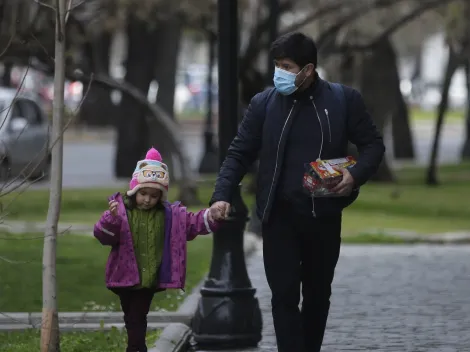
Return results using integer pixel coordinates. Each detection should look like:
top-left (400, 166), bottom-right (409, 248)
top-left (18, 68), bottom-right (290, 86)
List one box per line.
top-left (93, 192), bottom-right (217, 290)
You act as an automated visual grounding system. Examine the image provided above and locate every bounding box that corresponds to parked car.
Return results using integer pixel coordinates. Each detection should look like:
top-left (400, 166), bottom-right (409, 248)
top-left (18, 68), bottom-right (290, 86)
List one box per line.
top-left (0, 88), bottom-right (50, 181)
top-left (39, 77), bottom-right (83, 113)
top-left (182, 64), bottom-right (218, 112)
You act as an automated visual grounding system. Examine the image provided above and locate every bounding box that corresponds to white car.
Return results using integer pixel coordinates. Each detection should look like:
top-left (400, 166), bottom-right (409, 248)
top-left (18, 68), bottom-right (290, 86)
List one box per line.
top-left (0, 88), bottom-right (50, 181)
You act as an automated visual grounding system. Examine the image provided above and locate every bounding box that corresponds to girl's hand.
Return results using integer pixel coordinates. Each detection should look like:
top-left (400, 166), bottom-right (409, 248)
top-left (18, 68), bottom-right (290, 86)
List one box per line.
top-left (207, 208), bottom-right (214, 223)
top-left (109, 200), bottom-right (119, 216)
top-left (209, 201), bottom-right (231, 220)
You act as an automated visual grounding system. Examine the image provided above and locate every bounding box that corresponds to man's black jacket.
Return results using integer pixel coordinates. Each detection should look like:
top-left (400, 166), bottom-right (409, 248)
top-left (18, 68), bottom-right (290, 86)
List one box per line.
top-left (210, 76), bottom-right (385, 223)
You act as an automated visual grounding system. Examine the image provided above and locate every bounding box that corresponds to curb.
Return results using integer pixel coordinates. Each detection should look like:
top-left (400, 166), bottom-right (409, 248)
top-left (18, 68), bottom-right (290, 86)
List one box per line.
top-left (149, 231), bottom-right (263, 352)
top-left (0, 312), bottom-right (192, 329)
top-left (0, 321), bottom-right (167, 332)
top-left (0, 222), bottom-right (93, 235)
top-left (361, 229), bottom-right (470, 244)
top-left (151, 323), bottom-right (192, 352)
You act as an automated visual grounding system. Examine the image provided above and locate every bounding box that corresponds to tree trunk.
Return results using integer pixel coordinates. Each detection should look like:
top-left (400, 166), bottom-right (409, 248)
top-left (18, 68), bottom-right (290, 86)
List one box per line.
top-left (114, 16), bottom-right (159, 177)
top-left (152, 18), bottom-right (182, 178)
top-left (198, 28), bottom-right (219, 175)
top-left (392, 87), bottom-right (415, 159)
top-left (411, 45), bottom-right (422, 81)
top-left (79, 33), bottom-right (114, 127)
top-left (2, 61), bottom-right (12, 87)
top-left (391, 43), bottom-right (414, 160)
top-left (41, 1), bottom-right (65, 350)
top-left (426, 47), bottom-right (460, 185)
top-left (154, 17), bottom-right (182, 119)
top-left (460, 59), bottom-right (470, 159)
top-left (240, 67), bottom-right (265, 106)
top-left (356, 38), bottom-right (397, 182)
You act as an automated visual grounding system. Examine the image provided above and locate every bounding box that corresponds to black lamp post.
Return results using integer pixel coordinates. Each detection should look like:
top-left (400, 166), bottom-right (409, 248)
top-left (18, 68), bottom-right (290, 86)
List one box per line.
top-left (266, 0), bottom-right (280, 85)
top-left (191, 0), bottom-right (262, 349)
top-left (246, 0), bottom-right (280, 237)
top-left (198, 13), bottom-right (219, 174)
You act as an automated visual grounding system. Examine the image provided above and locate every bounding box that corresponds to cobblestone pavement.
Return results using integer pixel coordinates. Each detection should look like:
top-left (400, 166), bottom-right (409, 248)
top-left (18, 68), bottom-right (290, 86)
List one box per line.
top-left (202, 244), bottom-right (470, 352)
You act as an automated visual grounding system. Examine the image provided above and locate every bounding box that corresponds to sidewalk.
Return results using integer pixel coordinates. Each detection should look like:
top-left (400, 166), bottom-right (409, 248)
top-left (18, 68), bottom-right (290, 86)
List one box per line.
top-left (202, 244), bottom-right (470, 351)
top-left (64, 120), bottom-right (212, 143)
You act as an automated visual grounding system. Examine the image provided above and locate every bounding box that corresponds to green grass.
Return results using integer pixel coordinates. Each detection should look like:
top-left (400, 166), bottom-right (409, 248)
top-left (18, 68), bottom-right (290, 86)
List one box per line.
top-left (176, 107), bottom-right (466, 123)
top-left (0, 180), bottom-right (253, 224)
top-left (177, 110), bottom-right (204, 121)
top-left (0, 163), bottom-right (469, 236)
top-left (0, 234), bottom-right (212, 312)
top-left (343, 163), bottom-right (470, 235)
top-left (0, 328), bottom-right (160, 352)
top-left (410, 107), bottom-right (464, 122)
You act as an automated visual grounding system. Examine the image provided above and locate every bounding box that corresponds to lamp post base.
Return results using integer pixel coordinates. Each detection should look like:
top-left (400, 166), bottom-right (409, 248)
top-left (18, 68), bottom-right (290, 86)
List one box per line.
top-left (191, 186), bottom-right (262, 349)
top-left (192, 289), bottom-right (262, 349)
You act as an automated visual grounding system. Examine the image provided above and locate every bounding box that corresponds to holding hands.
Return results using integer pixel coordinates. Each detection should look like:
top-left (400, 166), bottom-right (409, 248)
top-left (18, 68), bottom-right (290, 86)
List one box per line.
top-left (209, 201), bottom-right (231, 221)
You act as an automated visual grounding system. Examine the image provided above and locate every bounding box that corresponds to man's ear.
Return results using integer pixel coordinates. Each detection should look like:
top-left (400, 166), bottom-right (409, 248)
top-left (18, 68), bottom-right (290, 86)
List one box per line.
top-left (305, 63), bottom-right (315, 77)
top-left (295, 63), bottom-right (315, 87)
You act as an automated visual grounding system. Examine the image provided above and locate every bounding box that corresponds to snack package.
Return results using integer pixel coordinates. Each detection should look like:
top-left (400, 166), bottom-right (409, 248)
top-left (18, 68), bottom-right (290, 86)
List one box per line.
top-left (302, 156), bottom-right (357, 197)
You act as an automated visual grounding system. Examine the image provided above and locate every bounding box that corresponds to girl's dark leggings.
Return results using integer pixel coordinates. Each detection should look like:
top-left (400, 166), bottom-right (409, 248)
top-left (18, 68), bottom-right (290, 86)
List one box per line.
top-left (113, 288), bottom-right (155, 352)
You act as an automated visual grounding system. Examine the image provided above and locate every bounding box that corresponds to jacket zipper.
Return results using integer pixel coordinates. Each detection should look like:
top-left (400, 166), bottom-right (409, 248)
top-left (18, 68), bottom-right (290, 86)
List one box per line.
top-left (310, 97), bottom-right (326, 218)
top-left (261, 100), bottom-right (297, 222)
top-left (324, 109), bottom-right (332, 143)
top-left (310, 97), bottom-right (324, 160)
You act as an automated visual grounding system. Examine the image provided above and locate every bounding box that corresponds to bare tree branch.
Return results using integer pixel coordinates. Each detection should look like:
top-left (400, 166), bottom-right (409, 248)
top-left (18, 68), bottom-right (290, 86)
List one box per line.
top-left (67, 0), bottom-right (86, 13)
top-left (315, 0), bottom-right (414, 52)
top-left (30, 33), bottom-right (55, 63)
top-left (33, 0), bottom-right (56, 12)
top-left (339, 0), bottom-right (456, 52)
top-left (0, 33), bottom-right (16, 60)
top-left (279, 0), bottom-right (349, 35)
top-left (0, 254), bottom-right (34, 264)
top-left (64, 0), bottom-right (74, 24)
top-left (239, 0), bottom-right (294, 72)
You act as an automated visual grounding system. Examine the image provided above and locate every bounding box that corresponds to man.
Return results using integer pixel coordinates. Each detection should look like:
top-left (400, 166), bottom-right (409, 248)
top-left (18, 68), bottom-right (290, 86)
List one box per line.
top-left (209, 32), bottom-right (385, 352)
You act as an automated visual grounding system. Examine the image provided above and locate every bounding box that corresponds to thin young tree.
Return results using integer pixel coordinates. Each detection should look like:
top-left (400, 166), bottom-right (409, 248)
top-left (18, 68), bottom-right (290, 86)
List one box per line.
top-left (41, 0), bottom-right (67, 350)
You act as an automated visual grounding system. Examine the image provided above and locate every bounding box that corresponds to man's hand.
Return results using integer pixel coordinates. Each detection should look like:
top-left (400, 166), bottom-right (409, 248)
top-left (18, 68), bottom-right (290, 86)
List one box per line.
top-left (209, 201), bottom-right (231, 221)
top-left (330, 167), bottom-right (355, 196)
top-left (109, 200), bottom-right (119, 216)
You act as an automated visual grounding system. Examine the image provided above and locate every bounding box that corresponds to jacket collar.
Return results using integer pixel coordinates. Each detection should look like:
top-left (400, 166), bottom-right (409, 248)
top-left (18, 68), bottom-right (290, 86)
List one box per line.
top-left (291, 71), bottom-right (325, 101)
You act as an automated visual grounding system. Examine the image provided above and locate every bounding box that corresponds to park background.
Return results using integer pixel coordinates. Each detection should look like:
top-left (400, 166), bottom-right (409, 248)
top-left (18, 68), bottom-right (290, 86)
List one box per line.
top-left (0, 0), bottom-right (469, 351)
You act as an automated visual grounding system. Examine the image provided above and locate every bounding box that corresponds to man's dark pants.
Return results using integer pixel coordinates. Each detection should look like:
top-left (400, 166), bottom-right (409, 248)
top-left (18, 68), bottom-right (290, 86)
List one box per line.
top-left (262, 200), bottom-right (341, 352)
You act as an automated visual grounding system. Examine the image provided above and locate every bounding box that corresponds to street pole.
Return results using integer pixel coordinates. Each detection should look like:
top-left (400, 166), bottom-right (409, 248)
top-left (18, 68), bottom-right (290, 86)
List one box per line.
top-left (266, 0), bottom-right (280, 85)
top-left (198, 14), bottom-right (218, 174)
top-left (246, 0), bottom-right (280, 237)
top-left (191, 0), bottom-right (262, 348)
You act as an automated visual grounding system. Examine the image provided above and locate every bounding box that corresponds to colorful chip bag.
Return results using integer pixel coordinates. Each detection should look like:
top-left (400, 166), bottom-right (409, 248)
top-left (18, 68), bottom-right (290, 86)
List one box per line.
top-left (302, 156), bottom-right (357, 197)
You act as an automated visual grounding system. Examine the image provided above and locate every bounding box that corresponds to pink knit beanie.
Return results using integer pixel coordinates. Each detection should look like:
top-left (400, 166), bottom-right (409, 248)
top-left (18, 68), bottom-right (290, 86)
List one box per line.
top-left (127, 147), bottom-right (169, 200)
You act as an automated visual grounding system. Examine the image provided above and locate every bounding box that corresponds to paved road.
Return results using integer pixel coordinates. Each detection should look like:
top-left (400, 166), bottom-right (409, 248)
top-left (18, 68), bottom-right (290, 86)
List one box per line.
top-left (382, 121), bottom-right (464, 166)
top-left (17, 121), bottom-right (465, 189)
top-left (201, 245), bottom-right (470, 352)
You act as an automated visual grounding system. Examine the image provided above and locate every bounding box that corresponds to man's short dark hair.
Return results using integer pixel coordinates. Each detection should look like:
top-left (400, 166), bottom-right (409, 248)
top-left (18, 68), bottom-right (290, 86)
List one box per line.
top-left (270, 32), bottom-right (318, 68)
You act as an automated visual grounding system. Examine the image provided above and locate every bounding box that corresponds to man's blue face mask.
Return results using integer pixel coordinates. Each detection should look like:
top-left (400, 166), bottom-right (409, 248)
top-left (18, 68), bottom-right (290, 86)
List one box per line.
top-left (273, 66), bottom-right (308, 95)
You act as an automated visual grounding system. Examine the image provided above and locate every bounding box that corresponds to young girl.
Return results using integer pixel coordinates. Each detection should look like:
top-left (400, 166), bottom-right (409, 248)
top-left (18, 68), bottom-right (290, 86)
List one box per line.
top-left (93, 147), bottom-right (219, 352)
